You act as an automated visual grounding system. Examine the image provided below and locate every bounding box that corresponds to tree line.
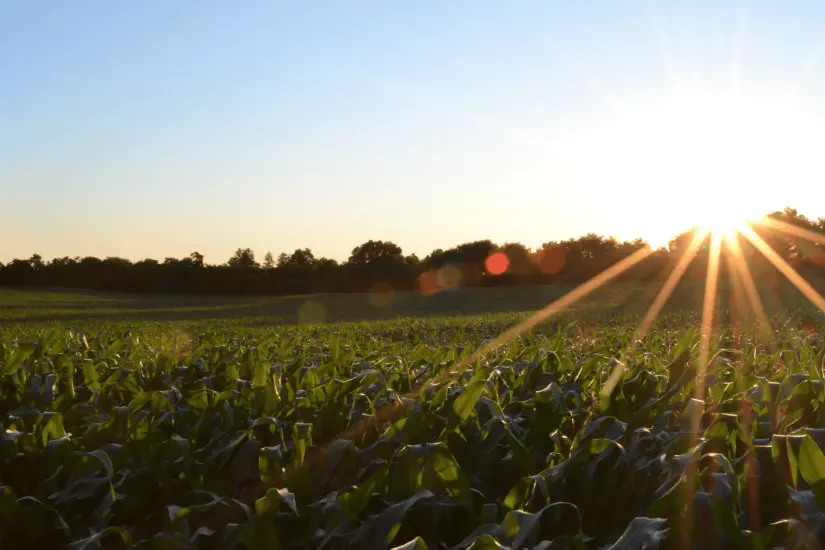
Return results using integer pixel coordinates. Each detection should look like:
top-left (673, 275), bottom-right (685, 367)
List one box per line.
top-left (2, 208), bottom-right (824, 296)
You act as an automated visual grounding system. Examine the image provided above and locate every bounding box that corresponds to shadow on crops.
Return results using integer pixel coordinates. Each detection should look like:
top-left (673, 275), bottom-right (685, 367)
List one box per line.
top-left (1, 280), bottom-right (819, 326)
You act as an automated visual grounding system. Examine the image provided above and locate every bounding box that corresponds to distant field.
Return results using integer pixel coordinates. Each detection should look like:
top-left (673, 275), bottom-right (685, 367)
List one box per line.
top-left (2, 276), bottom-right (823, 326)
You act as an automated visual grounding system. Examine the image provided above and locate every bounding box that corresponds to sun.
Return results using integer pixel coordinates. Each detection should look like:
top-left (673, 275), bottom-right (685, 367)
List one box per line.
top-left (626, 93), bottom-right (793, 240)
top-left (693, 201), bottom-right (749, 240)
top-left (556, 89), bottom-right (823, 247)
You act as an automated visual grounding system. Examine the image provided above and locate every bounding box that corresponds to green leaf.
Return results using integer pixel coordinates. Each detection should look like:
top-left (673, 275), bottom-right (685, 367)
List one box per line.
top-left (502, 509), bottom-right (539, 548)
top-left (40, 413), bottom-right (66, 447)
top-left (605, 517), bottom-right (669, 549)
top-left (504, 477), bottom-right (533, 513)
top-left (0, 486), bottom-right (18, 518)
top-left (788, 436), bottom-right (801, 489)
top-left (339, 465), bottom-right (389, 519)
top-left (391, 537), bottom-right (428, 550)
top-left (67, 526), bottom-right (132, 549)
top-left (586, 438), bottom-right (614, 455)
top-left (351, 490), bottom-right (433, 550)
top-left (502, 422), bottom-right (537, 474)
top-left (329, 333), bottom-right (341, 362)
top-left (3, 342), bottom-right (35, 374)
top-left (76, 448), bottom-right (116, 501)
top-left (255, 487), bottom-right (299, 516)
top-left (431, 444), bottom-right (470, 499)
top-left (797, 435), bottom-right (825, 511)
top-left (252, 361), bottom-right (268, 388)
top-left (166, 505), bottom-right (191, 523)
top-left (468, 535), bottom-right (509, 549)
top-left (82, 360), bottom-right (100, 391)
top-left (452, 376), bottom-right (486, 423)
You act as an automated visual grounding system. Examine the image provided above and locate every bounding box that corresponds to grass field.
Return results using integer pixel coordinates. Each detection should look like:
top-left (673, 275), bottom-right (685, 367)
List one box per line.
top-left (3, 283), bottom-right (825, 548)
top-left (2, 276), bottom-right (823, 326)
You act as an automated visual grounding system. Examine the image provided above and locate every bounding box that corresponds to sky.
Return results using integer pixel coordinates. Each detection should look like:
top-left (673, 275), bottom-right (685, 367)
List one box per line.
top-left (4, 1), bottom-right (825, 264)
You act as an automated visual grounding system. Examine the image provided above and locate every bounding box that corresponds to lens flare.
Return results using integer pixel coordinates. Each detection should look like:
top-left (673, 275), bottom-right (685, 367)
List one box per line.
top-left (485, 252), bottom-right (509, 275)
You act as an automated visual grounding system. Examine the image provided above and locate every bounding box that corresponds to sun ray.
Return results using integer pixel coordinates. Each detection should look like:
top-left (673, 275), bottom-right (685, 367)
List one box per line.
top-left (721, 240), bottom-right (764, 532)
top-left (455, 246), bottom-right (655, 372)
top-left (720, 233), bottom-right (768, 532)
top-left (683, 230), bottom-right (723, 547)
top-left (725, 233), bottom-right (776, 351)
top-left (695, 231), bottom-right (723, 411)
top-left (716, 236), bottom-right (765, 529)
top-left (321, 245), bottom-right (656, 451)
top-left (754, 216), bottom-right (825, 247)
top-left (637, 229), bottom-right (709, 340)
top-left (600, 229), bottom-right (707, 399)
top-left (740, 224), bottom-right (825, 314)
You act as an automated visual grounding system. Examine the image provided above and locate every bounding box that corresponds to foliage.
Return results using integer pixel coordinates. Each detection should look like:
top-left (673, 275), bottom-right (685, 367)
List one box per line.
top-left (4, 207), bottom-right (825, 296)
top-left (227, 248), bottom-right (259, 269)
top-left (2, 311), bottom-right (825, 548)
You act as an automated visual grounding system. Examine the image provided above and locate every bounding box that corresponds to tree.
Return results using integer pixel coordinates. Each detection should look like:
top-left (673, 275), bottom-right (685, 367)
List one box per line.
top-left (136, 258), bottom-right (159, 266)
top-left (275, 249), bottom-right (316, 268)
top-left (104, 257), bottom-right (132, 267)
top-left (315, 257), bottom-right (339, 269)
top-left (288, 248), bottom-right (316, 267)
top-left (227, 248), bottom-right (258, 268)
top-left (347, 240), bottom-right (403, 268)
top-left (263, 252), bottom-right (275, 269)
top-left (2, 203), bottom-right (823, 296)
top-left (29, 254), bottom-right (44, 270)
top-left (346, 240), bottom-right (409, 291)
top-left (500, 243), bottom-right (534, 276)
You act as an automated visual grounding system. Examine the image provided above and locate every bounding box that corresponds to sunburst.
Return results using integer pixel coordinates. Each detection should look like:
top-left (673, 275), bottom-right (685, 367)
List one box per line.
top-left (314, 9), bottom-right (825, 543)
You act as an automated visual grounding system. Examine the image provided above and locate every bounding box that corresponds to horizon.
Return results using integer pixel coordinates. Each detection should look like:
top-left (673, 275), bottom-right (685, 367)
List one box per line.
top-left (0, 205), bottom-right (820, 266)
top-left (5, 1), bottom-right (825, 264)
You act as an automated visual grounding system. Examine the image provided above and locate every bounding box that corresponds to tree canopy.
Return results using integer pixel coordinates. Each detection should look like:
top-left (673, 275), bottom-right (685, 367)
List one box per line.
top-left (2, 207), bottom-right (824, 296)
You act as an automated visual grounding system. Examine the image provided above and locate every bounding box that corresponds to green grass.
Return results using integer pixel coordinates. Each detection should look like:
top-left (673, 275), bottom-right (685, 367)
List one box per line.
top-left (3, 276), bottom-right (824, 326)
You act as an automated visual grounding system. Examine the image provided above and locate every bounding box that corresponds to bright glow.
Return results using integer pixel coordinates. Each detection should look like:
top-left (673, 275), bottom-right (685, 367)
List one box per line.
top-left (696, 214), bottom-right (744, 242)
top-left (556, 91), bottom-right (825, 247)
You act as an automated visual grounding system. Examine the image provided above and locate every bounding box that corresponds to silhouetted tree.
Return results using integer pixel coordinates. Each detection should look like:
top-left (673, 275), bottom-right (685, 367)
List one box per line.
top-left (263, 252), bottom-right (275, 269)
top-left (30, 254), bottom-right (44, 270)
top-left (3, 205), bottom-right (824, 296)
top-left (348, 240), bottom-right (403, 268)
top-left (227, 248), bottom-right (258, 268)
top-left (500, 243), bottom-right (534, 276)
top-left (286, 248), bottom-right (316, 267)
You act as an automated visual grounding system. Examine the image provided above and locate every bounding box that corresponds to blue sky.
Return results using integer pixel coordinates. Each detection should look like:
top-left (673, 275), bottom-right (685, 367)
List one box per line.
top-left (4, 1), bottom-right (825, 264)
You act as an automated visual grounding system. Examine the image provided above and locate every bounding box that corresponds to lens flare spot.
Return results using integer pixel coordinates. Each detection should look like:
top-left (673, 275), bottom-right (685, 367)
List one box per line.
top-left (162, 328), bottom-right (192, 361)
top-left (485, 252), bottom-right (509, 275)
top-left (297, 300), bottom-right (325, 324)
top-left (368, 282), bottom-right (395, 308)
top-left (417, 271), bottom-right (439, 296)
top-left (535, 246), bottom-right (567, 275)
top-left (436, 264), bottom-right (463, 290)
